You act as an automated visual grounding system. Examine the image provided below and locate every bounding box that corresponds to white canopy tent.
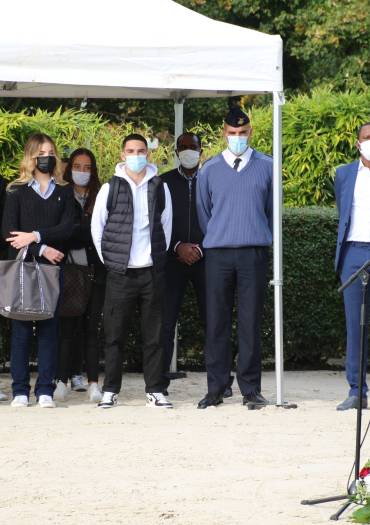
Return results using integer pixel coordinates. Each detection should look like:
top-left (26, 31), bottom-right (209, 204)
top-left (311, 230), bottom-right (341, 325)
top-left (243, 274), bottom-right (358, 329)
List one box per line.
top-left (0, 0), bottom-right (287, 405)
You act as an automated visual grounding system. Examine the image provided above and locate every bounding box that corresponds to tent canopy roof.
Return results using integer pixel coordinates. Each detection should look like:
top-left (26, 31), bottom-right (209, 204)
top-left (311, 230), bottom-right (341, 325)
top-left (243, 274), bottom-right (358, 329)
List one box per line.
top-left (0, 0), bottom-right (283, 99)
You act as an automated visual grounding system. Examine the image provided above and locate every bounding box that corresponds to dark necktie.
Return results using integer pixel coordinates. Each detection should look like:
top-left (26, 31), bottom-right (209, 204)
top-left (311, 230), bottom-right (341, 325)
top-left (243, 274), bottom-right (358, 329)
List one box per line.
top-left (233, 158), bottom-right (242, 170)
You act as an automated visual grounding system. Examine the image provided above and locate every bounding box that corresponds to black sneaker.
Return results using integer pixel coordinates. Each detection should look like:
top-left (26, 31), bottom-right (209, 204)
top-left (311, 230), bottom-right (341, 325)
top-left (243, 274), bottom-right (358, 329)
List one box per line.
top-left (98, 391), bottom-right (118, 409)
top-left (146, 393), bottom-right (173, 408)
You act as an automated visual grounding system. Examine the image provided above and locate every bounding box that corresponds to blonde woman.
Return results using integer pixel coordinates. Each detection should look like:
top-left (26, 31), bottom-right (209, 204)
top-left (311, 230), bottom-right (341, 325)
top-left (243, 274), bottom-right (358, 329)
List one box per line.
top-left (2, 133), bottom-right (74, 408)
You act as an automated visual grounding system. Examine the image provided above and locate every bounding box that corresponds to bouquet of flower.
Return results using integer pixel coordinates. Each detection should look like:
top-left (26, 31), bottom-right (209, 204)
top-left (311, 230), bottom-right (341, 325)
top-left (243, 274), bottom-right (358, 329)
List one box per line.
top-left (351, 461), bottom-right (370, 523)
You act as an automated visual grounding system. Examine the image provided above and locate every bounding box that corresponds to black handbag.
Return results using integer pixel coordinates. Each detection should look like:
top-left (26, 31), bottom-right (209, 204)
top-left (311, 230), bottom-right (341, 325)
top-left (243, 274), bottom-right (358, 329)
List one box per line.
top-left (59, 252), bottom-right (93, 317)
top-left (0, 246), bottom-right (60, 321)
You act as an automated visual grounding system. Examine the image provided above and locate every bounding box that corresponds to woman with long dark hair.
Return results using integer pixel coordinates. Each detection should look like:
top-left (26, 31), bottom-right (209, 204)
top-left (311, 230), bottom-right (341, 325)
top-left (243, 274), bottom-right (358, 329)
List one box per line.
top-left (55, 148), bottom-right (106, 403)
top-left (2, 132), bottom-right (74, 408)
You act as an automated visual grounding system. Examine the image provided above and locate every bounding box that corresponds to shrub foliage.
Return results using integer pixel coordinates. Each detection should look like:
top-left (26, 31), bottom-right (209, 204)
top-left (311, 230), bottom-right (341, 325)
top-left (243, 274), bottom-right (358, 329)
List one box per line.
top-left (1, 88), bottom-right (369, 206)
top-left (193, 88), bottom-right (370, 206)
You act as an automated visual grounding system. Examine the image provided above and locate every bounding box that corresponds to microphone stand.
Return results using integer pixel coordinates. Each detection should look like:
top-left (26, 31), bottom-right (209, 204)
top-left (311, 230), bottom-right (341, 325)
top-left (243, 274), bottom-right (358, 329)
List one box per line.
top-left (301, 259), bottom-right (370, 521)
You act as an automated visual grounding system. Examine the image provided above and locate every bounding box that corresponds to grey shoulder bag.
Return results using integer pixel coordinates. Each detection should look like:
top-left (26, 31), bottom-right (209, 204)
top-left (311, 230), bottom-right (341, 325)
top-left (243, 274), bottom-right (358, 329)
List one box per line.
top-left (0, 246), bottom-right (60, 321)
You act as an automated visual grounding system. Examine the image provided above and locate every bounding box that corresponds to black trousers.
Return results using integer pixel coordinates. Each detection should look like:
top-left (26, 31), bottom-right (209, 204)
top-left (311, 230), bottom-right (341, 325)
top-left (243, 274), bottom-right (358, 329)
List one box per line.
top-left (205, 247), bottom-right (268, 396)
top-left (58, 272), bottom-right (106, 383)
top-left (162, 257), bottom-right (206, 374)
top-left (103, 267), bottom-right (166, 394)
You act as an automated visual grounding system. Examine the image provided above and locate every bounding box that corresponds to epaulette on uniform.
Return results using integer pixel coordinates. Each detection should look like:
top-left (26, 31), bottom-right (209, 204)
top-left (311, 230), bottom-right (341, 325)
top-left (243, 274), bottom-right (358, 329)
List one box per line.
top-left (199, 154), bottom-right (223, 171)
top-left (200, 156), bottom-right (215, 168)
top-left (254, 151), bottom-right (273, 162)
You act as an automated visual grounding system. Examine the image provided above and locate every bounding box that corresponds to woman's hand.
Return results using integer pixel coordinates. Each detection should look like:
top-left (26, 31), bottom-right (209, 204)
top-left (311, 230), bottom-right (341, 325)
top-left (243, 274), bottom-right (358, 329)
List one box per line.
top-left (6, 231), bottom-right (37, 249)
top-left (42, 247), bottom-right (64, 265)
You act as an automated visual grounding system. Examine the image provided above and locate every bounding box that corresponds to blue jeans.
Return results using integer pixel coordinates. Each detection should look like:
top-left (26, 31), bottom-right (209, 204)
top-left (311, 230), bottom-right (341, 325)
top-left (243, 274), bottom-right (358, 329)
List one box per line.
top-left (11, 317), bottom-right (58, 398)
top-left (340, 242), bottom-right (370, 397)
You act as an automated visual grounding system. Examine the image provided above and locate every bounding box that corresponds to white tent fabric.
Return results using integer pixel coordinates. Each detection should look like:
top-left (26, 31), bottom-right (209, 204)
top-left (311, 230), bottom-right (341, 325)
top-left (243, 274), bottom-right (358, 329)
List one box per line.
top-left (0, 0), bottom-right (282, 98)
top-left (0, 0), bottom-right (287, 405)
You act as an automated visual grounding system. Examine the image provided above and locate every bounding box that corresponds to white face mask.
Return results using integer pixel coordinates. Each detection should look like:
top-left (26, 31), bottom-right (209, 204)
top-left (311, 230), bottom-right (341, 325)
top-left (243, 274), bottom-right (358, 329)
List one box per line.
top-left (72, 170), bottom-right (91, 187)
top-left (178, 149), bottom-right (200, 169)
top-left (359, 139), bottom-right (370, 161)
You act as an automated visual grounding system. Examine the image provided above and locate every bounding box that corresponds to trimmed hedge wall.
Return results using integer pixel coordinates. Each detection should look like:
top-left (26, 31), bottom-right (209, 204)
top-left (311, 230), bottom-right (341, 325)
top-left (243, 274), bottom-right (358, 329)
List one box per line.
top-left (0, 207), bottom-right (346, 370)
top-left (266, 206), bottom-right (346, 366)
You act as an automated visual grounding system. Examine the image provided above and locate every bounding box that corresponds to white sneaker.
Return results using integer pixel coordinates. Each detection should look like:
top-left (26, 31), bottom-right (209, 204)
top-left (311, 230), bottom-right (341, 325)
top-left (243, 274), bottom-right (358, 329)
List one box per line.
top-left (11, 395), bottom-right (29, 407)
top-left (146, 392), bottom-right (173, 409)
top-left (54, 381), bottom-right (68, 401)
top-left (38, 395), bottom-right (56, 408)
top-left (88, 382), bottom-right (102, 403)
top-left (0, 389), bottom-right (7, 401)
top-left (98, 391), bottom-right (118, 409)
top-left (71, 375), bottom-right (88, 392)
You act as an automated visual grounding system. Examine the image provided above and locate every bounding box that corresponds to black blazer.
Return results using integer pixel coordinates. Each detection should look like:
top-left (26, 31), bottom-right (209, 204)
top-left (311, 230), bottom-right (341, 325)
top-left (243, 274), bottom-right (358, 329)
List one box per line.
top-left (66, 197), bottom-right (105, 270)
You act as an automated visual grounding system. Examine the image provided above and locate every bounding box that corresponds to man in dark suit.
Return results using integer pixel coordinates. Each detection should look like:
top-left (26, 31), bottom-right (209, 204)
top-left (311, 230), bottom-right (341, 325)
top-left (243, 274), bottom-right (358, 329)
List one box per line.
top-left (335, 122), bottom-right (370, 411)
top-left (196, 107), bottom-right (273, 409)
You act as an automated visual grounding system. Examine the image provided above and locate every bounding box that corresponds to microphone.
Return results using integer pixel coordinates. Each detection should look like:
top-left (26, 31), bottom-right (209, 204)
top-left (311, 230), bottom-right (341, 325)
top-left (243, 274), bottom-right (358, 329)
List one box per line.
top-left (338, 259), bottom-right (370, 293)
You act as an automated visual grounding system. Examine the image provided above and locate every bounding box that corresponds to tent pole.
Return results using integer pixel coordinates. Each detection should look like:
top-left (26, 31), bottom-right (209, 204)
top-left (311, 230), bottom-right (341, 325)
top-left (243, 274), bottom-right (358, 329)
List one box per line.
top-left (272, 91), bottom-right (285, 406)
top-left (173, 97), bottom-right (185, 165)
top-left (169, 97), bottom-right (185, 374)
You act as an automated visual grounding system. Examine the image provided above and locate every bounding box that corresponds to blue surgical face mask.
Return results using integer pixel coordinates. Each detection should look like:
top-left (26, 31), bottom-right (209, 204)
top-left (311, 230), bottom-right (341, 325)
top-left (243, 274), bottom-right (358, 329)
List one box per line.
top-left (125, 155), bottom-right (147, 173)
top-left (227, 135), bottom-right (248, 156)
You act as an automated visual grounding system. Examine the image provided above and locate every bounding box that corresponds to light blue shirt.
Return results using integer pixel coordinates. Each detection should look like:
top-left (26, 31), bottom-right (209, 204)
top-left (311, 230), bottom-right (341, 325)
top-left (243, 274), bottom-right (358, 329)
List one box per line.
top-left (28, 177), bottom-right (56, 199)
top-left (28, 177), bottom-right (56, 255)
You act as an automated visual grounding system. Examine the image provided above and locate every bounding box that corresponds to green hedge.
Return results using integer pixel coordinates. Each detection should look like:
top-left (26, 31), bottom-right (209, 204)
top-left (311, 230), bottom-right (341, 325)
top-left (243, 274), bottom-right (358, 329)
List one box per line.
top-left (265, 207), bottom-right (346, 366)
top-left (0, 108), bottom-right (173, 183)
top-left (0, 207), bottom-right (346, 370)
top-left (1, 87), bottom-right (369, 205)
top-left (192, 87), bottom-right (370, 206)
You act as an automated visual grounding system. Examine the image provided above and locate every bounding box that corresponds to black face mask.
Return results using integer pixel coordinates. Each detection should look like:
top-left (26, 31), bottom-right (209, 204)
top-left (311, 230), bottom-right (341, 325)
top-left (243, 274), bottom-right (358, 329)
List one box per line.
top-left (36, 155), bottom-right (56, 174)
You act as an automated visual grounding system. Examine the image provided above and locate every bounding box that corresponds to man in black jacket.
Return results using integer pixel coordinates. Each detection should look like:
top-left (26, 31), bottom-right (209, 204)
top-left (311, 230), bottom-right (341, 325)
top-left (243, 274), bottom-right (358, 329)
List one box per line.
top-left (162, 134), bottom-right (235, 395)
top-left (161, 133), bottom-right (209, 389)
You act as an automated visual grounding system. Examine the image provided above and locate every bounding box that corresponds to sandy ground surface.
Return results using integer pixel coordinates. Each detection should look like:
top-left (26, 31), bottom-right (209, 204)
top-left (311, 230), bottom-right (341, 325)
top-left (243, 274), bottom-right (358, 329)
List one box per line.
top-left (0, 370), bottom-right (369, 525)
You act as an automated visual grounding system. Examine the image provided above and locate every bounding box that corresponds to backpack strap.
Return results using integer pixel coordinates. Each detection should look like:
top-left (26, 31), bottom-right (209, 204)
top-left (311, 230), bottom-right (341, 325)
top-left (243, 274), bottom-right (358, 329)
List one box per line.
top-left (151, 176), bottom-right (165, 214)
top-left (107, 176), bottom-right (121, 214)
top-left (157, 181), bottom-right (165, 214)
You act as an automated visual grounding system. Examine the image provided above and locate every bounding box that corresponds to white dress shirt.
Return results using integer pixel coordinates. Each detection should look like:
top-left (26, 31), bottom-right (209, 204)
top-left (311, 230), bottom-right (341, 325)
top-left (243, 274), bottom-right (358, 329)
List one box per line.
top-left (222, 146), bottom-right (254, 171)
top-left (347, 160), bottom-right (370, 242)
top-left (91, 162), bottom-right (172, 267)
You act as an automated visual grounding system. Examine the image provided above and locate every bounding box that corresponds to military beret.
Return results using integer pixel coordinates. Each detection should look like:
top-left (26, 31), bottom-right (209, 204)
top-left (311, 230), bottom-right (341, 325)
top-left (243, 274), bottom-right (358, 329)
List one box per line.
top-left (224, 107), bottom-right (250, 127)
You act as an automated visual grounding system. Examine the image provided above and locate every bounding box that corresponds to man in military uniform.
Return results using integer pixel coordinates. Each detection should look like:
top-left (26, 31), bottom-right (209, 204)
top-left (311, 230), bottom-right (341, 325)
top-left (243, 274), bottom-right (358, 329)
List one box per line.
top-left (196, 107), bottom-right (273, 409)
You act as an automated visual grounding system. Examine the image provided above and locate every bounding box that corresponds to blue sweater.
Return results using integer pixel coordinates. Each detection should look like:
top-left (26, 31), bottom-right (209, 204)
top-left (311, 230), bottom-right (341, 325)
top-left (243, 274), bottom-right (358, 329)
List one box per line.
top-left (196, 151), bottom-right (273, 248)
